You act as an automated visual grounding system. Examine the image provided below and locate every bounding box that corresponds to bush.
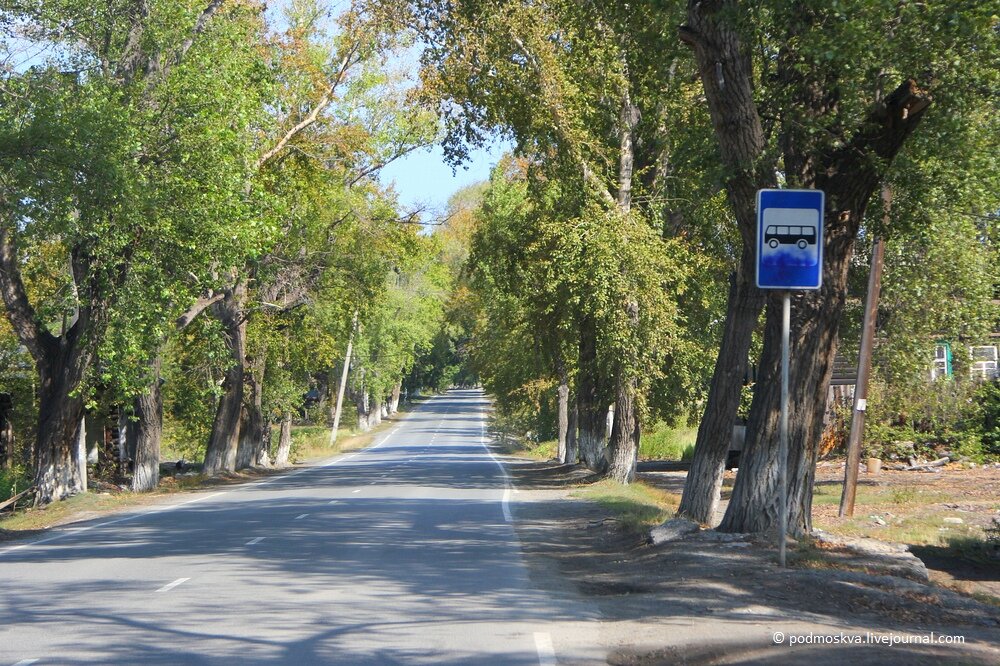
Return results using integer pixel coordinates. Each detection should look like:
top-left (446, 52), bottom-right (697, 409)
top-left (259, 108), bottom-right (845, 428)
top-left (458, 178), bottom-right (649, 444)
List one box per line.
top-left (974, 379), bottom-right (1000, 459)
top-left (0, 465), bottom-right (31, 503)
top-left (640, 422), bottom-right (697, 461)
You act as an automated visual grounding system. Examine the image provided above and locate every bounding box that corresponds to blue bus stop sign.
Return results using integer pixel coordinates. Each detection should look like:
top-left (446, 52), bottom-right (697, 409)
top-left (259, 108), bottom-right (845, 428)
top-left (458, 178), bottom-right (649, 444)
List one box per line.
top-left (756, 189), bottom-right (824, 290)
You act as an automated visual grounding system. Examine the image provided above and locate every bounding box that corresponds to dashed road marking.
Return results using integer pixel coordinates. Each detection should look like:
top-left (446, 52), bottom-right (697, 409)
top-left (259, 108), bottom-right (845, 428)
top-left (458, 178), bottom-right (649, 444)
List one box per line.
top-left (534, 632), bottom-right (556, 665)
top-left (328, 500), bottom-right (339, 505)
top-left (156, 578), bottom-right (190, 593)
top-left (352, 489), bottom-right (361, 494)
top-left (246, 537), bottom-right (265, 545)
top-left (294, 514), bottom-right (309, 520)
top-left (13, 659), bottom-right (40, 665)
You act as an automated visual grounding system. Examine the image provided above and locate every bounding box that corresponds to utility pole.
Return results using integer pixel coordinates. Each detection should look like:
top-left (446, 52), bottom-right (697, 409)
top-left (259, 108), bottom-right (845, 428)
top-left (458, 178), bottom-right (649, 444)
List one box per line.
top-left (839, 185), bottom-right (890, 517)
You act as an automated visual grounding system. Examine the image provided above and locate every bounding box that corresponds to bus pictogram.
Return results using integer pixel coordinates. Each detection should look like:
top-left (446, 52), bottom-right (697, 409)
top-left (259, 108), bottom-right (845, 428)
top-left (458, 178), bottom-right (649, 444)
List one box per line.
top-left (764, 224), bottom-right (817, 250)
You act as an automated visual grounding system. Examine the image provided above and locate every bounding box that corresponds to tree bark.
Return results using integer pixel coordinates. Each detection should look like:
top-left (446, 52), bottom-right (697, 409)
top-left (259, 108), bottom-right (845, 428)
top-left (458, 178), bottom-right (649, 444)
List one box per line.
top-left (130, 355), bottom-right (163, 492)
top-left (576, 315), bottom-right (607, 472)
top-left (566, 396), bottom-right (579, 464)
top-left (606, 376), bottom-right (640, 483)
top-left (371, 395), bottom-right (383, 428)
top-left (556, 357), bottom-right (570, 464)
top-left (389, 380), bottom-right (402, 415)
top-left (0, 394), bottom-right (13, 470)
top-left (274, 412), bottom-right (293, 467)
top-left (679, 261), bottom-right (765, 523)
top-left (34, 369), bottom-right (88, 503)
top-left (235, 351), bottom-right (267, 470)
top-left (202, 283), bottom-right (247, 476)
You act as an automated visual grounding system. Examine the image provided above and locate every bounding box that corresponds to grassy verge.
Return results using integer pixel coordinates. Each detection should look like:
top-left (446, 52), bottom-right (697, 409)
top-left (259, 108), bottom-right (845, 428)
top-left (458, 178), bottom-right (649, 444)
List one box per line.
top-left (572, 479), bottom-right (680, 533)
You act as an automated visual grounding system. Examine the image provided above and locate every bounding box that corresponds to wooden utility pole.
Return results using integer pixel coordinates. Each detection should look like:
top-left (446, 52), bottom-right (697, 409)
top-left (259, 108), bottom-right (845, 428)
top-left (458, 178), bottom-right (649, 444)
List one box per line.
top-left (839, 185), bottom-right (890, 517)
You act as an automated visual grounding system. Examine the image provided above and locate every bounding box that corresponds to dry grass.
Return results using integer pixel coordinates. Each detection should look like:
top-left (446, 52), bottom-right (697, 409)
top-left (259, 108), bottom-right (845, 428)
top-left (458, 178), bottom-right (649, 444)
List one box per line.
top-left (572, 479), bottom-right (680, 533)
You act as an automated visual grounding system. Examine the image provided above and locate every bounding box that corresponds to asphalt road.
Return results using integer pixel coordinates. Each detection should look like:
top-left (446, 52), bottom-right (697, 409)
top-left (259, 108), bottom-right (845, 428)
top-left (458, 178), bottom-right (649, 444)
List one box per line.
top-left (0, 389), bottom-right (598, 665)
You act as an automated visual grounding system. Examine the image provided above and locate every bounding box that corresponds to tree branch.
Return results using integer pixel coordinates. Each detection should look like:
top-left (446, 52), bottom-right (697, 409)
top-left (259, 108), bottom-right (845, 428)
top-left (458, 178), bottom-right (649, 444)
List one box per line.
top-left (0, 225), bottom-right (55, 363)
top-left (255, 47), bottom-right (360, 172)
top-left (176, 292), bottom-right (225, 330)
top-left (144, 0), bottom-right (226, 86)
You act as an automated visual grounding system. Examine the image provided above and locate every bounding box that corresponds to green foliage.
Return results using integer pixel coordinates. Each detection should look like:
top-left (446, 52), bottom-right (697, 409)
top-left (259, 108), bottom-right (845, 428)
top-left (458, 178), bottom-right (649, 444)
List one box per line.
top-left (0, 465), bottom-right (31, 504)
top-left (971, 380), bottom-right (1000, 459)
top-left (639, 423), bottom-right (698, 462)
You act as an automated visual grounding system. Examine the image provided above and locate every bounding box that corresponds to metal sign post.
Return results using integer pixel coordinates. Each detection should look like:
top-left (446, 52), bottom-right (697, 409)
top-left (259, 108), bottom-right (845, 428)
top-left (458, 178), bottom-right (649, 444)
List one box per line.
top-left (779, 292), bottom-right (790, 567)
top-left (756, 189), bottom-right (824, 567)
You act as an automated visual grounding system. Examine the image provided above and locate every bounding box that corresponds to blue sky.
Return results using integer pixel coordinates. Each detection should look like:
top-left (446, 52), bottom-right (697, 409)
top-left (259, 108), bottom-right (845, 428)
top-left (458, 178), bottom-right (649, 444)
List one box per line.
top-left (378, 141), bottom-right (509, 217)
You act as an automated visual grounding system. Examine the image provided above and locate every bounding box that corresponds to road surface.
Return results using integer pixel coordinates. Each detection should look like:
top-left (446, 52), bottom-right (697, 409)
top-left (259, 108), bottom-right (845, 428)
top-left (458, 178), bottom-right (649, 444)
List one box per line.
top-left (0, 390), bottom-right (599, 665)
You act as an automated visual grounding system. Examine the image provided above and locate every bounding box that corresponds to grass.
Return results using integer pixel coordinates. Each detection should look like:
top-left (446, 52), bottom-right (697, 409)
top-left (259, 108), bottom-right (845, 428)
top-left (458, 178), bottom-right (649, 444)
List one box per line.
top-left (572, 479), bottom-right (680, 532)
top-left (812, 478), bottom-right (999, 564)
top-left (639, 423), bottom-right (697, 461)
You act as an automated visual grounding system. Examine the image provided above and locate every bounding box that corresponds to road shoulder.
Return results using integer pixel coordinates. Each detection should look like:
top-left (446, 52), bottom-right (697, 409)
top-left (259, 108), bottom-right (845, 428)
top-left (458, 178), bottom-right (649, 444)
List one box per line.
top-left (500, 456), bottom-right (1000, 665)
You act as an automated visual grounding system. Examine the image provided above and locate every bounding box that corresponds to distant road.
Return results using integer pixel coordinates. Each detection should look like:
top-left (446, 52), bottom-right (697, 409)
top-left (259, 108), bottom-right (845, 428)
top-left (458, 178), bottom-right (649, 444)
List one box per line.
top-left (0, 390), bottom-right (598, 665)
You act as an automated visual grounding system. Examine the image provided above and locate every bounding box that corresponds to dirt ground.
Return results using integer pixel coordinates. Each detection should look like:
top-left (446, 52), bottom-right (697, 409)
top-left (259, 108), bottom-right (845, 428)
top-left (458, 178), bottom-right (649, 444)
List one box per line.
top-left (505, 457), bottom-right (1000, 665)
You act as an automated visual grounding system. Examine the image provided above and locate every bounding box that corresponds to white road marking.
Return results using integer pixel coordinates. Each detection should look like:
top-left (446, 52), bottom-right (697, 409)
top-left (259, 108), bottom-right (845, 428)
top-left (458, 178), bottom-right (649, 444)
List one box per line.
top-left (246, 537), bottom-right (265, 545)
top-left (294, 513), bottom-right (308, 520)
top-left (328, 500), bottom-right (339, 505)
top-left (156, 577), bottom-right (190, 593)
top-left (534, 632), bottom-right (556, 665)
top-left (502, 487), bottom-right (513, 522)
top-left (13, 659), bottom-right (40, 665)
top-left (352, 489), bottom-right (361, 494)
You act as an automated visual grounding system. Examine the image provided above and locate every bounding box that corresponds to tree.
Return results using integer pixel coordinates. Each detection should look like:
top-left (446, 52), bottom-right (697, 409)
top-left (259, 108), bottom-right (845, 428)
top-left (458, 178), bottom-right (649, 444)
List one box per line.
top-left (673, 0), bottom-right (1000, 534)
top-left (0, 0), bottom-right (262, 502)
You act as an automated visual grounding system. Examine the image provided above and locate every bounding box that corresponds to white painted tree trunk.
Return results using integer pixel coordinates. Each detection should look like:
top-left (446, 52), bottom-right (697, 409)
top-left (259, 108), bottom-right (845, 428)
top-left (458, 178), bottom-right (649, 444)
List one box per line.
top-left (74, 417), bottom-right (87, 493)
top-left (274, 413), bottom-right (293, 467)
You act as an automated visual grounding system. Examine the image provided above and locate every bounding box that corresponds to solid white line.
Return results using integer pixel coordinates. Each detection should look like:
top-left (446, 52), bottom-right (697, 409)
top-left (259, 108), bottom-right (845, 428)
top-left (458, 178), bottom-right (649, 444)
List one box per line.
top-left (13, 659), bottom-right (39, 665)
top-left (502, 487), bottom-right (512, 522)
top-left (156, 577), bottom-right (190, 593)
top-left (534, 632), bottom-right (556, 666)
top-left (294, 513), bottom-right (308, 520)
top-left (246, 537), bottom-right (265, 545)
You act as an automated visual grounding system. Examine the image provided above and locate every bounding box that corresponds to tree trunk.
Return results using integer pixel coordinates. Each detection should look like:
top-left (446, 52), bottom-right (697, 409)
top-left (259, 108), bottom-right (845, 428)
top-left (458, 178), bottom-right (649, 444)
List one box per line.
top-left (235, 352), bottom-right (267, 470)
top-left (389, 380), bottom-right (402, 415)
top-left (566, 397), bottom-right (579, 464)
top-left (576, 315), bottom-right (607, 472)
top-left (679, 260), bottom-right (765, 523)
top-left (556, 362), bottom-right (570, 464)
top-left (354, 381), bottom-right (371, 433)
top-left (606, 376), bottom-right (640, 483)
top-left (34, 370), bottom-right (88, 504)
top-left (203, 284), bottom-right (247, 476)
top-left (274, 412), bottom-right (293, 467)
top-left (719, 284), bottom-right (845, 535)
top-left (130, 356), bottom-right (163, 492)
top-left (0, 394), bottom-right (12, 470)
top-left (371, 396), bottom-right (383, 427)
